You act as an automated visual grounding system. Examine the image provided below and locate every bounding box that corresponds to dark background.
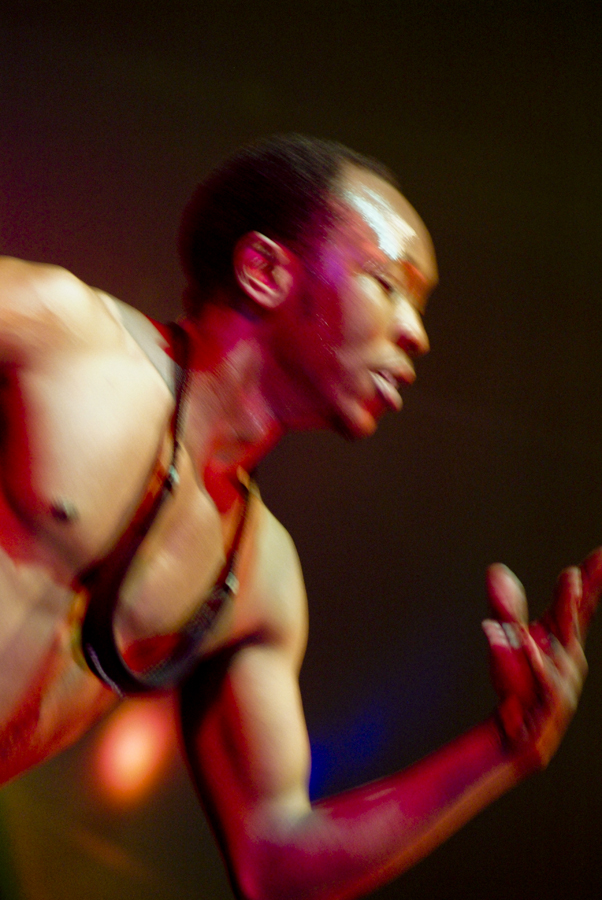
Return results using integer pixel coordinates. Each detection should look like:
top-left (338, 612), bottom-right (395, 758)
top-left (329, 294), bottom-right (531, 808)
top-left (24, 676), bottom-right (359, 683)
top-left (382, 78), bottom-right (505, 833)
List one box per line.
top-left (0, 1), bottom-right (601, 898)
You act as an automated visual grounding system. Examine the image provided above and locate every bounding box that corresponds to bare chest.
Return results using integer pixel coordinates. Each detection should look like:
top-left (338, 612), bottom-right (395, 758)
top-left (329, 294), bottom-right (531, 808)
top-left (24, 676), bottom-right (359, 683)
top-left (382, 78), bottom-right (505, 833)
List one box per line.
top-left (0, 349), bottom-right (176, 575)
top-left (0, 345), bottom-right (267, 664)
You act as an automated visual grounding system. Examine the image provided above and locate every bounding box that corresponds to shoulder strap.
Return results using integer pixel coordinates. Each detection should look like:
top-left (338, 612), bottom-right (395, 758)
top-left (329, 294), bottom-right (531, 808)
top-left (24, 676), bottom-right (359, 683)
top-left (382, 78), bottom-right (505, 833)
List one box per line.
top-left (77, 321), bottom-right (225, 695)
top-left (114, 301), bottom-right (176, 393)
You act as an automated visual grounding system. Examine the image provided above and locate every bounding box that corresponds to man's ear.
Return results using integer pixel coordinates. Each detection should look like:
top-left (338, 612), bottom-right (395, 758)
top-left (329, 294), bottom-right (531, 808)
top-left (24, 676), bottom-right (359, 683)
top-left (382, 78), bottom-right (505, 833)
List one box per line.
top-left (233, 232), bottom-right (297, 310)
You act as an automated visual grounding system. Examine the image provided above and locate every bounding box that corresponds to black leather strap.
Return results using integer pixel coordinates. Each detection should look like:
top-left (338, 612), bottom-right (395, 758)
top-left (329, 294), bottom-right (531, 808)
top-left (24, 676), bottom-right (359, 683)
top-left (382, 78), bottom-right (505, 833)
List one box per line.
top-left (77, 323), bottom-right (250, 695)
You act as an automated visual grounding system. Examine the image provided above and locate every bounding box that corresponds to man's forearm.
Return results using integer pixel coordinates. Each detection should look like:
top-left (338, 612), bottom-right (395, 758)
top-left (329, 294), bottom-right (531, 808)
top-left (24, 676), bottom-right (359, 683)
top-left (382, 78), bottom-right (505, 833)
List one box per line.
top-left (235, 717), bottom-right (526, 900)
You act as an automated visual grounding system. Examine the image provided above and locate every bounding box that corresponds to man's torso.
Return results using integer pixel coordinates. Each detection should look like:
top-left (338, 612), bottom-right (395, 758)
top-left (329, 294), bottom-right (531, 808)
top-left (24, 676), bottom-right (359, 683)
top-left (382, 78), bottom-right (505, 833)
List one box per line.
top-left (0, 266), bottom-right (305, 782)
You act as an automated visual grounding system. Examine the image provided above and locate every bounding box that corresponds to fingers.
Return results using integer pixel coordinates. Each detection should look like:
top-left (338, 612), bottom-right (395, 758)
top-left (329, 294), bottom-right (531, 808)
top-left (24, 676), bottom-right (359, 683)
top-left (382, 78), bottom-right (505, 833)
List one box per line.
top-left (519, 624), bottom-right (553, 699)
top-left (545, 548), bottom-right (602, 648)
top-left (486, 564), bottom-right (529, 625)
top-left (484, 607), bottom-right (585, 708)
top-left (545, 567), bottom-right (581, 646)
top-left (482, 619), bottom-right (537, 706)
top-left (578, 547), bottom-right (602, 639)
top-left (523, 622), bottom-right (587, 717)
top-left (490, 546), bottom-right (602, 652)
top-left (485, 565), bottom-right (538, 706)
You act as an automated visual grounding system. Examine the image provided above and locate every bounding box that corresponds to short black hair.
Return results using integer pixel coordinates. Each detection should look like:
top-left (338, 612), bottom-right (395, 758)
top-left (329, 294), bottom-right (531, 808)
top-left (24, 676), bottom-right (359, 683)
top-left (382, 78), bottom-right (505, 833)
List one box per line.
top-left (179, 134), bottom-right (398, 316)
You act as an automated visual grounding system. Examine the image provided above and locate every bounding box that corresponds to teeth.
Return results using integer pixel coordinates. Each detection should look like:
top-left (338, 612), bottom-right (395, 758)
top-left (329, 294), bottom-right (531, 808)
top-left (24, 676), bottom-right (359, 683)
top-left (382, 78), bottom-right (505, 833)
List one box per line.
top-left (371, 371), bottom-right (402, 410)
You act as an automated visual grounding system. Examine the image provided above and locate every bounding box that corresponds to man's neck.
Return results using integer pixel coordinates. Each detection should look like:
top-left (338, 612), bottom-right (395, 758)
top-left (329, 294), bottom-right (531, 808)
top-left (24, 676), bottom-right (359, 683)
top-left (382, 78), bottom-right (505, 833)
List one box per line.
top-left (181, 307), bottom-right (284, 486)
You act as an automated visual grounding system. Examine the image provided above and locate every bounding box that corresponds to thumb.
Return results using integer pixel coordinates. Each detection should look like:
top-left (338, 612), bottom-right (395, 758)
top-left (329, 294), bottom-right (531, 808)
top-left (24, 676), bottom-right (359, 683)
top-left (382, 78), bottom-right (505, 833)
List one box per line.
top-left (486, 564), bottom-right (529, 625)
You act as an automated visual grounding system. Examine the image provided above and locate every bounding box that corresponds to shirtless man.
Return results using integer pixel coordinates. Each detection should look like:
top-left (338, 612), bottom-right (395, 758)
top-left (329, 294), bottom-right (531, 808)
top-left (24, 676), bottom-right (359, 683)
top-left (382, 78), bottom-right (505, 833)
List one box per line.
top-left (0, 135), bottom-right (600, 900)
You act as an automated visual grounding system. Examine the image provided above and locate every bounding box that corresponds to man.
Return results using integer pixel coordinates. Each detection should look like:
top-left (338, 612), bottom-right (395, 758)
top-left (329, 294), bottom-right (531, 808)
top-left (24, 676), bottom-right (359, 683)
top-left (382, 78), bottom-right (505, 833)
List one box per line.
top-left (0, 135), bottom-right (599, 900)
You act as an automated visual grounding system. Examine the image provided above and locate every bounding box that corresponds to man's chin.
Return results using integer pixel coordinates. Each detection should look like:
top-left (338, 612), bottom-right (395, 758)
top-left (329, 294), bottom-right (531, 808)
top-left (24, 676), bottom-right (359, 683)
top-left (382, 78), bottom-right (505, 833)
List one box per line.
top-left (332, 403), bottom-right (380, 441)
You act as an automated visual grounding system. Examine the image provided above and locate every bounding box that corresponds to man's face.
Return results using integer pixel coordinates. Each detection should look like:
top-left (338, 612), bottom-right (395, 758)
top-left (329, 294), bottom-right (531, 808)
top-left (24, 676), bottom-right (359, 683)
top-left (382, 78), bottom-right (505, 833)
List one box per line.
top-left (276, 164), bottom-right (437, 439)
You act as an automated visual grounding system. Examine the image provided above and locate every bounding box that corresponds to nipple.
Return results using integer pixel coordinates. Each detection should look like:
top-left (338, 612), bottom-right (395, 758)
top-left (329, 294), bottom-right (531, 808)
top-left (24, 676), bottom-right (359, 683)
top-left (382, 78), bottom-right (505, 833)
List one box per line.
top-left (50, 499), bottom-right (79, 523)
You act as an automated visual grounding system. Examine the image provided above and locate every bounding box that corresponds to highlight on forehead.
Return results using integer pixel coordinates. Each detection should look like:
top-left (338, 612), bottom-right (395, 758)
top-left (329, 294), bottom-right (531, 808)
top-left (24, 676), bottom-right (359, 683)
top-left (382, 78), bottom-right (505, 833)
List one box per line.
top-left (340, 183), bottom-right (418, 261)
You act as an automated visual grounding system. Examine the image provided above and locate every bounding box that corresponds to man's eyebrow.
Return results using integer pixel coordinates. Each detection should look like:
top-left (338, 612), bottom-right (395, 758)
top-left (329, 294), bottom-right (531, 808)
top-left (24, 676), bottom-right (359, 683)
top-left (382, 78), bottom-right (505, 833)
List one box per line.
top-left (398, 259), bottom-right (434, 308)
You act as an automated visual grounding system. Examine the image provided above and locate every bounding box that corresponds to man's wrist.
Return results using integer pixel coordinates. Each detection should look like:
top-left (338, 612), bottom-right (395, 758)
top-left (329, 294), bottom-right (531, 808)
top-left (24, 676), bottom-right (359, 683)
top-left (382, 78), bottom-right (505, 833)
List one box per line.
top-left (490, 705), bottom-right (544, 779)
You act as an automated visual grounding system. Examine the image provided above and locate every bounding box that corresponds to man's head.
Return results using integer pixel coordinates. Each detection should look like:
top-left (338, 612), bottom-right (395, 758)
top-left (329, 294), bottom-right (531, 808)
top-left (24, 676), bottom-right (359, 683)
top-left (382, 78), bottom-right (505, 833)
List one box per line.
top-left (180, 135), bottom-right (437, 439)
top-left (179, 134), bottom-right (398, 316)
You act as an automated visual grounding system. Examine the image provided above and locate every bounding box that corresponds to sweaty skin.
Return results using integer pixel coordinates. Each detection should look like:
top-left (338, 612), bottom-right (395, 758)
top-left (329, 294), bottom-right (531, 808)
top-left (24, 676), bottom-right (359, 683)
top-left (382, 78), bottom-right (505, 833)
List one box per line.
top-left (0, 165), bottom-right (600, 900)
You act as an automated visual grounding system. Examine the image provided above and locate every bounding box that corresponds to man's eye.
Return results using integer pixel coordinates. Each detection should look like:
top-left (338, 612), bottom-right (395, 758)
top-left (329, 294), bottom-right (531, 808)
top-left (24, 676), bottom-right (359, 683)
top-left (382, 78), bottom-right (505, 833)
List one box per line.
top-left (375, 275), bottom-right (394, 296)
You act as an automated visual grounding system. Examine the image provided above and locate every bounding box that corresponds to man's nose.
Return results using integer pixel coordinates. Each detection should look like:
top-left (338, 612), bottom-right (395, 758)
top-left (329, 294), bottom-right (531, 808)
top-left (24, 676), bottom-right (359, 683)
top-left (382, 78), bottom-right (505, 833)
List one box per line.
top-left (393, 299), bottom-right (430, 358)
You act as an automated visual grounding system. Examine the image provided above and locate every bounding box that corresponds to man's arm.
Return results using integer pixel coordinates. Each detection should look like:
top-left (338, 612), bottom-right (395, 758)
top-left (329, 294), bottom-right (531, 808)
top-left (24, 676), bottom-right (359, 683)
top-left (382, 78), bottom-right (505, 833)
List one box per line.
top-left (180, 537), bottom-right (602, 900)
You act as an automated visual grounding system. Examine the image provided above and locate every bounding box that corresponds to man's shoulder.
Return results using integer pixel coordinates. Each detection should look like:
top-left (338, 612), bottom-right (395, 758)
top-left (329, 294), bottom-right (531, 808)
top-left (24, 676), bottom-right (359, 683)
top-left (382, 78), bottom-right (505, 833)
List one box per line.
top-left (259, 502), bottom-right (302, 574)
top-left (244, 498), bottom-right (308, 661)
top-left (0, 256), bottom-right (94, 313)
top-left (0, 256), bottom-right (123, 362)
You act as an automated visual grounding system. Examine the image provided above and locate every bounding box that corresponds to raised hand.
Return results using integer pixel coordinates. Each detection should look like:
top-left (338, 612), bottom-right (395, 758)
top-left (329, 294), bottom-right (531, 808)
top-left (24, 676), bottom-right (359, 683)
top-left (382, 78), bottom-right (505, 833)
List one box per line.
top-left (482, 548), bottom-right (602, 772)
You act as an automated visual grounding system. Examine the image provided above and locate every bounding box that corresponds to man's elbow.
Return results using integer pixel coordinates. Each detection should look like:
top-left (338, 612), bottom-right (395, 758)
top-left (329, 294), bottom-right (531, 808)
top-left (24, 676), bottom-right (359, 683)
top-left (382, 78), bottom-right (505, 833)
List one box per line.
top-left (230, 859), bottom-right (295, 900)
top-left (227, 833), bottom-right (318, 900)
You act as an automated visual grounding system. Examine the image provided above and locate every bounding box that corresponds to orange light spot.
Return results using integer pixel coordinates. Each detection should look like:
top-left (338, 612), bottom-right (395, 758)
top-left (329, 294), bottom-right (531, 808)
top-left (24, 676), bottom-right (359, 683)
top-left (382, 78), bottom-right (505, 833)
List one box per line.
top-left (93, 697), bottom-right (175, 807)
